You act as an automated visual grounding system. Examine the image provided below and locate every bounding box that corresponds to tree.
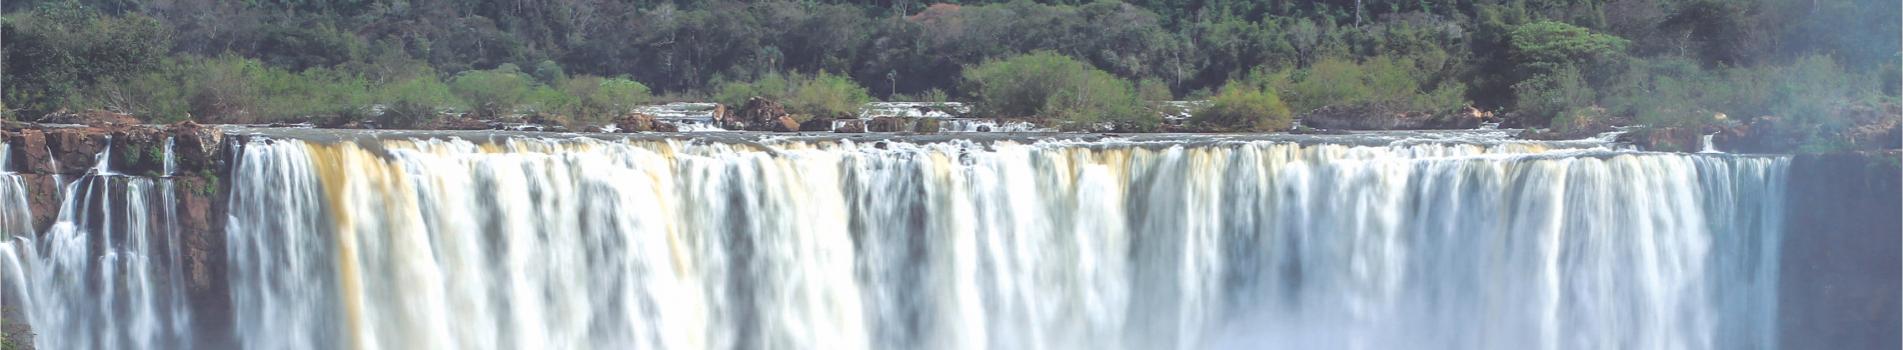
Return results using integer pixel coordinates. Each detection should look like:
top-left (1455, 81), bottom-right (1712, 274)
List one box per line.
top-left (1193, 84), bottom-right (1292, 131)
top-left (449, 65), bottom-right (536, 118)
top-left (2, 4), bottom-right (171, 117)
top-left (962, 51), bottom-right (1149, 127)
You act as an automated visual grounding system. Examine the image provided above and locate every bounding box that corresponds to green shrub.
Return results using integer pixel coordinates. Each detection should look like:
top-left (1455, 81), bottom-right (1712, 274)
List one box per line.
top-left (1138, 78), bottom-right (1173, 101)
top-left (538, 75), bottom-right (653, 126)
top-left (785, 71), bottom-right (871, 119)
top-left (1261, 57), bottom-right (1466, 116)
top-left (2, 6), bottom-right (171, 117)
top-left (961, 51), bottom-right (1149, 126)
top-left (1193, 84), bottom-right (1293, 131)
top-left (712, 72), bottom-right (792, 108)
top-left (1513, 67), bottom-right (1598, 129)
top-left (375, 76), bottom-right (459, 128)
top-left (449, 65), bottom-right (536, 118)
top-left (712, 71), bottom-right (867, 120)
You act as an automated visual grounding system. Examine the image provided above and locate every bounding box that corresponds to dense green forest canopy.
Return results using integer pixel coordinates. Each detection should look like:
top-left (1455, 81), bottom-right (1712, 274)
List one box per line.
top-left (2, 0), bottom-right (1897, 134)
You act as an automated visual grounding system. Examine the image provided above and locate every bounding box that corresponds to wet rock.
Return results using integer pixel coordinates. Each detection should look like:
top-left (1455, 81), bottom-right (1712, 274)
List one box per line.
top-left (769, 115), bottom-right (801, 132)
top-left (1619, 127), bottom-right (1704, 152)
top-left (107, 126), bottom-right (169, 176)
top-left (868, 116), bottom-right (907, 132)
top-left (711, 104), bottom-right (735, 128)
top-left (834, 119), bottom-right (866, 133)
top-left (913, 118), bottom-right (941, 133)
top-left (613, 113), bottom-right (664, 132)
top-left (169, 121), bottom-right (225, 174)
top-left (727, 97), bottom-right (800, 132)
top-left (17, 173), bottom-right (64, 232)
top-left (799, 117), bottom-right (835, 132)
top-left (44, 128), bottom-right (108, 174)
top-left (9, 129), bottom-right (53, 174)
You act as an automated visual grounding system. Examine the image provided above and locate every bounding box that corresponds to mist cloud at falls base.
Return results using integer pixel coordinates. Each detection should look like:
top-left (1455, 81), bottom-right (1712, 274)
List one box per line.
top-left (5, 135), bottom-right (1787, 349)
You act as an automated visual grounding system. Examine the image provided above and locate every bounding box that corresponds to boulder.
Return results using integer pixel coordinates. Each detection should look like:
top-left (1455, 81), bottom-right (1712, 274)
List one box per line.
top-left (711, 104), bottom-right (735, 128)
top-left (729, 97), bottom-right (799, 131)
top-left (913, 118), bottom-right (941, 133)
top-left (868, 116), bottom-right (907, 132)
top-left (799, 118), bottom-right (835, 132)
top-left (834, 120), bottom-right (866, 133)
top-left (614, 113), bottom-right (663, 132)
top-left (769, 115), bottom-right (801, 132)
top-left (1618, 127), bottom-right (1704, 152)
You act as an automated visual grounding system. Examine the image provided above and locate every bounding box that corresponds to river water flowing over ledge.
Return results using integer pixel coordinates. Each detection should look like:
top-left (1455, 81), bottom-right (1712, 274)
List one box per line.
top-left (1, 130), bottom-right (1808, 349)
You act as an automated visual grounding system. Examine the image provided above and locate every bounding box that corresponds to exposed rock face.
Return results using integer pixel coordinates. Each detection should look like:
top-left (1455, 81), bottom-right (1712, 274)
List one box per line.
top-left (45, 128), bottom-right (109, 174)
top-left (834, 119), bottom-right (866, 133)
top-left (1299, 104), bottom-right (1483, 130)
top-left (768, 115), bottom-right (801, 132)
top-left (3, 123), bottom-right (225, 231)
top-left (4, 123), bottom-right (235, 346)
top-left (722, 97), bottom-right (800, 132)
top-left (1780, 151), bottom-right (1902, 350)
top-left (799, 118), bottom-right (834, 132)
top-left (710, 104), bottom-right (733, 127)
top-left (913, 118), bottom-right (941, 133)
top-left (1619, 127), bottom-right (1705, 152)
top-left (613, 113), bottom-right (677, 132)
top-left (868, 116), bottom-right (907, 132)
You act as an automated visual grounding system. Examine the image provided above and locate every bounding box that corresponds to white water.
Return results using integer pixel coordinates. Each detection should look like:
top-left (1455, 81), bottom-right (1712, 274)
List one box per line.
top-left (163, 137), bottom-right (178, 176)
top-left (213, 134), bottom-right (1788, 350)
top-left (859, 102), bottom-right (969, 119)
top-left (1, 143), bottom-right (196, 349)
top-left (939, 119), bottom-right (1049, 132)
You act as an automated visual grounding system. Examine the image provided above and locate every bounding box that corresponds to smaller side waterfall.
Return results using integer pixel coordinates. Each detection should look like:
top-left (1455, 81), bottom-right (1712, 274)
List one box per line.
top-left (0, 140), bottom-right (196, 350)
top-left (163, 137), bottom-right (178, 176)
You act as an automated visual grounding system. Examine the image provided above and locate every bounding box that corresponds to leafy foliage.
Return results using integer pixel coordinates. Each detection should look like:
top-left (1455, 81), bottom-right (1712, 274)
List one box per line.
top-left (1263, 57), bottom-right (1466, 115)
top-left (449, 65), bottom-right (535, 118)
top-left (962, 52), bottom-right (1148, 126)
top-left (1193, 84), bottom-right (1293, 131)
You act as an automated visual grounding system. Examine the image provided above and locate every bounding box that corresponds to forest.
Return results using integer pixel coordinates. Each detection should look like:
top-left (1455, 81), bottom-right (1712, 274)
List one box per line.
top-left (2, 0), bottom-right (1897, 149)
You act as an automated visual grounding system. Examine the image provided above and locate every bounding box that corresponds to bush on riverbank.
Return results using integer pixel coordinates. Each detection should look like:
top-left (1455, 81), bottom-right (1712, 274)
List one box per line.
top-left (1259, 57), bottom-right (1467, 119)
top-left (962, 52), bottom-right (1152, 129)
top-left (714, 71), bottom-right (870, 120)
top-left (1193, 84), bottom-right (1292, 131)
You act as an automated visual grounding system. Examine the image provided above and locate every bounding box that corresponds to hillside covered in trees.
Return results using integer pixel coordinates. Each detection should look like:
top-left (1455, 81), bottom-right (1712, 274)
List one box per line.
top-left (2, 0), bottom-right (1897, 150)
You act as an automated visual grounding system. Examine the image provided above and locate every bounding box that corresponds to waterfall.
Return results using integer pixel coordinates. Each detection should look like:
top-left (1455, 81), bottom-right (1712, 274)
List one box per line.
top-left (216, 135), bottom-right (1788, 350)
top-left (1, 146), bottom-right (197, 349)
top-left (163, 137), bottom-right (179, 176)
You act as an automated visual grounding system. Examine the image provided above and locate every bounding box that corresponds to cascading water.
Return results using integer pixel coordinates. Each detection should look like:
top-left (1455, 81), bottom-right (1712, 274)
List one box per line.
top-left (1, 143), bottom-right (197, 349)
top-left (212, 133), bottom-right (1788, 350)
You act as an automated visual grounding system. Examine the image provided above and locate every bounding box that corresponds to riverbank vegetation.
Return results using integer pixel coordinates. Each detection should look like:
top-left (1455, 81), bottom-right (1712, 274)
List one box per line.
top-left (1, 0), bottom-right (1895, 150)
